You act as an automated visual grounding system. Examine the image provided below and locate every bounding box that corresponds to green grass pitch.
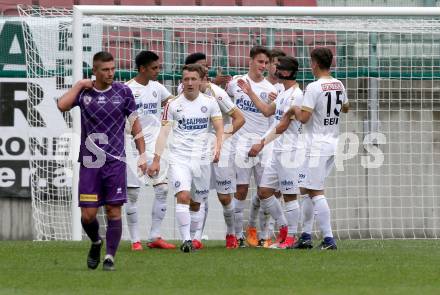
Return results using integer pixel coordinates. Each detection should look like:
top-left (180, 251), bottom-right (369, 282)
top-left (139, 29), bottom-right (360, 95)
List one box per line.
top-left (1, 240), bottom-right (439, 295)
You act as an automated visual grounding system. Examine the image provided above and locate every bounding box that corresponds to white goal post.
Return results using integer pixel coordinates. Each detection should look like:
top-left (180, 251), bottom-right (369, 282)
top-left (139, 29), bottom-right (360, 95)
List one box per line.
top-left (20, 5), bottom-right (440, 241)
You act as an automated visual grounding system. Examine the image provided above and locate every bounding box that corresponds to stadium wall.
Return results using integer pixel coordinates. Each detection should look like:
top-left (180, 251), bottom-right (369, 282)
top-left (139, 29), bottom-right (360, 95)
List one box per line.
top-left (0, 199), bottom-right (33, 240)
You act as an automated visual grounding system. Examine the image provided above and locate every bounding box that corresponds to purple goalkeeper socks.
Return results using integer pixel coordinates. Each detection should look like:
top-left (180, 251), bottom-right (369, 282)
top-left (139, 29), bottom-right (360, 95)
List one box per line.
top-left (81, 218), bottom-right (101, 243)
top-left (106, 218), bottom-right (122, 257)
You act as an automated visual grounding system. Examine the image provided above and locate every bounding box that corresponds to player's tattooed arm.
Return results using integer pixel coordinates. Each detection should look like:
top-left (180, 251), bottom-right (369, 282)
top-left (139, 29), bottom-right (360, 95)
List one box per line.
top-left (212, 117), bottom-right (224, 163)
top-left (57, 79), bottom-right (93, 112)
top-left (237, 79), bottom-right (276, 117)
top-left (147, 124), bottom-right (171, 177)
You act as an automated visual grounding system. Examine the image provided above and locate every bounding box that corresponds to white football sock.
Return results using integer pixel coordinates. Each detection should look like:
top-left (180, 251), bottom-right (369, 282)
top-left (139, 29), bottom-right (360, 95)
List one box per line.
top-left (190, 209), bottom-right (203, 240)
top-left (301, 194), bottom-right (314, 234)
top-left (312, 195), bottom-right (333, 238)
top-left (149, 184), bottom-right (168, 240)
top-left (222, 201), bottom-right (235, 235)
top-left (285, 200), bottom-right (300, 236)
top-left (258, 207), bottom-right (270, 240)
top-left (248, 194), bottom-right (260, 228)
top-left (194, 201), bottom-right (208, 240)
top-left (126, 200), bottom-right (139, 243)
top-left (260, 195), bottom-right (287, 227)
top-left (233, 198), bottom-right (246, 239)
top-left (125, 188), bottom-right (139, 243)
top-left (176, 203), bottom-right (191, 241)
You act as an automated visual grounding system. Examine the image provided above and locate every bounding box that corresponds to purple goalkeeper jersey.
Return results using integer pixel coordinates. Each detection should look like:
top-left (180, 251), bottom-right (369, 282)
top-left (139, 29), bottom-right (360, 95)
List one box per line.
top-left (74, 82), bottom-right (136, 163)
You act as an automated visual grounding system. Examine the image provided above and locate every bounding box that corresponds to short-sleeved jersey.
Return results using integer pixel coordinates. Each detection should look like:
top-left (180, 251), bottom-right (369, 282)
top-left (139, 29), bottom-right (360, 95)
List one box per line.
top-left (274, 82), bottom-right (285, 95)
top-left (204, 82), bottom-right (237, 126)
top-left (177, 82), bottom-right (236, 127)
top-left (226, 74), bottom-right (276, 138)
top-left (74, 82), bottom-right (136, 162)
top-left (301, 77), bottom-right (348, 156)
top-left (272, 84), bottom-right (303, 152)
top-left (162, 93), bottom-right (222, 163)
top-left (125, 79), bottom-right (172, 145)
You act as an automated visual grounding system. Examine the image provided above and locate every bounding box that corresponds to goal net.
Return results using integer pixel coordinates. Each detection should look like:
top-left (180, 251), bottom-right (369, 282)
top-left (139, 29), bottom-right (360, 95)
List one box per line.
top-left (19, 5), bottom-right (440, 240)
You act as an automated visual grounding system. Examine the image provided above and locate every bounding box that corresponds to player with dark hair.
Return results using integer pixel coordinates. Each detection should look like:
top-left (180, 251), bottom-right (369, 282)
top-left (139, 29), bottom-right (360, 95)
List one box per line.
top-left (226, 45), bottom-right (280, 247)
top-left (125, 50), bottom-right (175, 251)
top-left (183, 52), bottom-right (231, 89)
top-left (293, 47), bottom-right (349, 250)
top-left (249, 56), bottom-right (303, 249)
top-left (253, 48), bottom-right (286, 247)
top-left (57, 51), bottom-right (147, 270)
top-left (268, 48), bottom-right (287, 94)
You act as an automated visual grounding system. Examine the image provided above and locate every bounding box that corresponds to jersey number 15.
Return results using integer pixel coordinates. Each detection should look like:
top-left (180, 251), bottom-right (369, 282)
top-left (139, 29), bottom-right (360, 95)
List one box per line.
top-left (325, 91), bottom-right (343, 117)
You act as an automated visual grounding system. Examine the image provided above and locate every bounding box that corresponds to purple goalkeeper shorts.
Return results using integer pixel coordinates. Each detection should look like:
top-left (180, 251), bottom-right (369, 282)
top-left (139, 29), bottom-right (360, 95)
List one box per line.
top-left (78, 160), bottom-right (127, 208)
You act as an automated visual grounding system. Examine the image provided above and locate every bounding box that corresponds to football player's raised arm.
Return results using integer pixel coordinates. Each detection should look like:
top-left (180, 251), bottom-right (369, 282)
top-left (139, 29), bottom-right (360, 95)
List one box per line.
top-left (237, 79), bottom-right (276, 117)
top-left (57, 79), bottom-right (93, 112)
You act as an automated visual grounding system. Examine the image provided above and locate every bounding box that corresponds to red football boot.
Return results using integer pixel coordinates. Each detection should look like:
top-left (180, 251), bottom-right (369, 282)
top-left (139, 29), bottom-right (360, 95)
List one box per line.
top-left (275, 225), bottom-right (288, 244)
top-left (277, 236), bottom-right (297, 249)
top-left (146, 238), bottom-right (176, 249)
top-left (131, 241), bottom-right (143, 251)
top-left (225, 234), bottom-right (238, 249)
top-left (192, 239), bottom-right (204, 250)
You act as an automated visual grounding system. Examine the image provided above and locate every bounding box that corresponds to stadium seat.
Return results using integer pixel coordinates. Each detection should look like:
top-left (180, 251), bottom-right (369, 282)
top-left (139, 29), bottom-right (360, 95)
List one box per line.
top-left (1, 5), bottom-right (17, 15)
top-left (241, 0), bottom-right (278, 6)
top-left (200, 0), bottom-right (237, 5)
top-left (119, 0), bottom-right (156, 4)
top-left (303, 32), bottom-right (337, 66)
top-left (273, 31), bottom-right (297, 56)
top-left (175, 31), bottom-right (215, 66)
top-left (132, 30), bottom-right (165, 55)
top-left (38, 0), bottom-right (75, 8)
top-left (1, 0), bottom-right (32, 15)
top-left (282, 0), bottom-right (317, 6)
top-left (78, 0), bottom-right (116, 4)
top-left (160, 0), bottom-right (197, 5)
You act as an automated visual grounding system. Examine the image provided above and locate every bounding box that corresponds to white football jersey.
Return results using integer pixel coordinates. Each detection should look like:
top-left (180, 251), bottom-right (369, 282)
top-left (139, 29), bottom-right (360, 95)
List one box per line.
top-left (226, 73), bottom-right (276, 138)
top-left (126, 79), bottom-right (172, 145)
top-left (301, 77), bottom-right (348, 156)
top-left (274, 82), bottom-right (285, 95)
top-left (204, 82), bottom-right (237, 127)
top-left (178, 82), bottom-right (236, 126)
top-left (272, 84), bottom-right (303, 152)
top-left (162, 93), bottom-right (222, 164)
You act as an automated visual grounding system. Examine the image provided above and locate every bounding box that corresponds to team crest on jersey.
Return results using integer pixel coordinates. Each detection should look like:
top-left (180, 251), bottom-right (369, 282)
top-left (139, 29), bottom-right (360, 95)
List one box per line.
top-left (111, 95), bottom-right (122, 105)
top-left (201, 106), bottom-right (208, 113)
top-left (83, 95), bottom-right (92, 105)
top-left (175, 181), bottom-right (181, 188)
top-left (260, 92), bottom-right (268, 100)
top-left (153, 91), bottom-right (157, 98)
top-left (97, 96), bottom-right (106, 104)
top-left (177, 116), bottom-right (187, 130)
